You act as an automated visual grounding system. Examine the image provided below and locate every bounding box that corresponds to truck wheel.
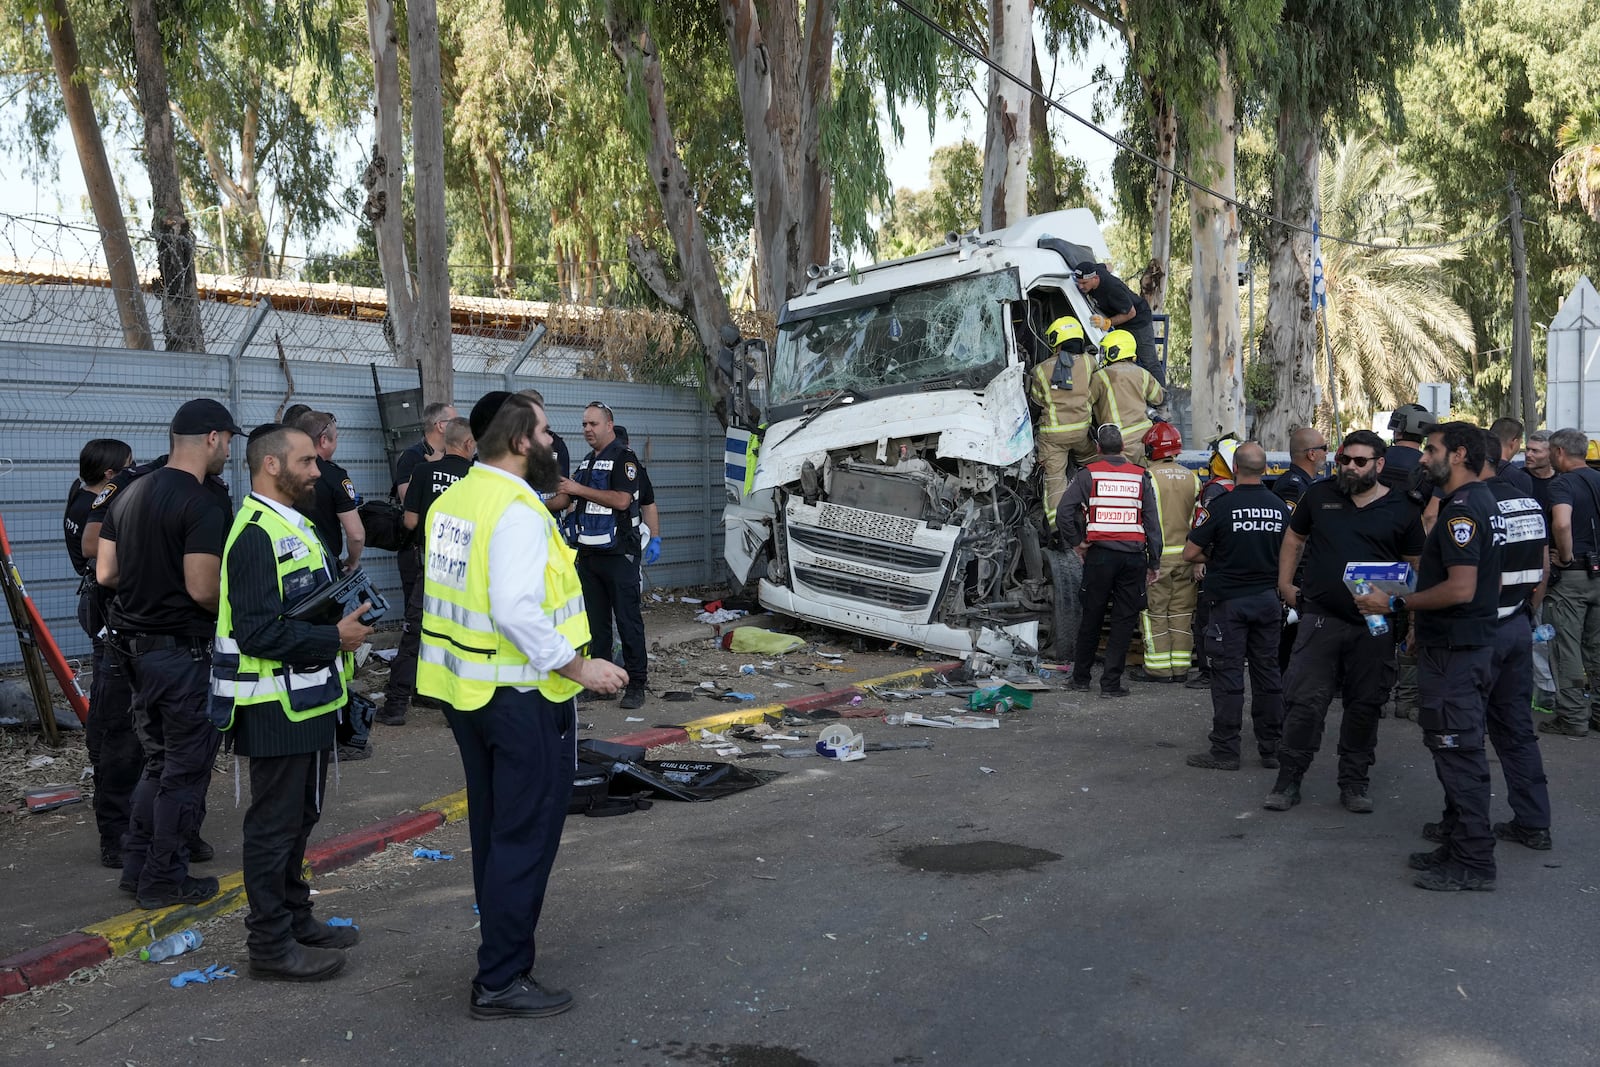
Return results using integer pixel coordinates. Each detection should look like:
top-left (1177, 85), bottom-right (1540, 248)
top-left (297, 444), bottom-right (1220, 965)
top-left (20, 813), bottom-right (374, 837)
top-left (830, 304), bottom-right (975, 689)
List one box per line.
top-left (1042, 548), bottom-right (1082, 662)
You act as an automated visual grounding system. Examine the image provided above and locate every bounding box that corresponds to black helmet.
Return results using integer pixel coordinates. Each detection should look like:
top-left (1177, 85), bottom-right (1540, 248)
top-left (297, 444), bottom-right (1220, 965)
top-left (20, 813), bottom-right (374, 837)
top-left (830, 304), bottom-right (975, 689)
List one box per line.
top-left (1387, 403), bottom-right (1436, 439)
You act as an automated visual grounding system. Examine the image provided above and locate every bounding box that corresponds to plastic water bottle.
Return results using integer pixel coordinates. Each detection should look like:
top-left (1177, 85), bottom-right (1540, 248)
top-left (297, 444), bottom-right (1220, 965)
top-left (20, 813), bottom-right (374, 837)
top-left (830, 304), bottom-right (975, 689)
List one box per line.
top-left (140, 928), bottom-right (202, 962)
top-left (1354, 580), bottom-right (1389, 636)
top-left (1533, 623), bottom-right (1556, 643)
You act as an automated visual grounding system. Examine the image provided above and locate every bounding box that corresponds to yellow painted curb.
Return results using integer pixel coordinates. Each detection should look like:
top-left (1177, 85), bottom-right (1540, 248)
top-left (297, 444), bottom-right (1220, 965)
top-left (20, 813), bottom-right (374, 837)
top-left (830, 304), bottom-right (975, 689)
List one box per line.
top-left (675, 661), bottom-right (956, 739)
top-left (85, 869), bottom-right (248, 957)
top-left (421, 789), bottom-right (469, 823)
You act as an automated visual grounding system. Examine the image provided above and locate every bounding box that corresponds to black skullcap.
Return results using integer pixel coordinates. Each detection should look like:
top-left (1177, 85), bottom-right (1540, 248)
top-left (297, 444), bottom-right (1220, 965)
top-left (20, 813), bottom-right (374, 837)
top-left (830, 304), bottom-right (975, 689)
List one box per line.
top-left (469, 391), bottom-right (513, 440)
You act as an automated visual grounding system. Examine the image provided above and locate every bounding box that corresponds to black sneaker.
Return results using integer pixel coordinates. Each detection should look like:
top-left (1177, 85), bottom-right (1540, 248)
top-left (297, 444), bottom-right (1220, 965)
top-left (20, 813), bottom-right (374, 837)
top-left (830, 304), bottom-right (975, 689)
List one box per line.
top-left (1259, 753), bottom-right (1280, 770)
top-left (1065, 678), bottom-right (1092, 693)
top-left (1421, 820), bottom-right (1452, 844)
top-left (1339, 788), bottom-right (1374, 814)
top-left (1263, 782), bottom-right (1302, 811)
top-left (1493, 821), bottom-right (1553, 850)
top-left (137, 875), bottom-right (220, 910)
top-left (1413, 862), bottom-right (1496, 892)
top-left (187, 835), bottom-right (214, 863)
top-left (470, 972), bottom-right (575, 1020)
top-left (1099, 687), bottom-right (1132, 699)
top-left (1185, 752), bottom-right (1240, 771)
top-left (376, 706), bottom-right (407, 726)
top-left (619, 685), bottom-right (646, 711)
top-left (337, 742), bottom-right (374, 762)
top-left (1408, 846), bottom-right (1449, 872)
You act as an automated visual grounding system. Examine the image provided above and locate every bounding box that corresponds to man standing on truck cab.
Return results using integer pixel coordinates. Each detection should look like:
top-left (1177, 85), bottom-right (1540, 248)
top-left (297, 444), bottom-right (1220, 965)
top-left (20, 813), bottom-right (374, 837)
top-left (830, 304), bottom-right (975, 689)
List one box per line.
top-left (1028, 316), bottom-right (1097, 530)
top-left (1089, 331), bottom-right (1164, 466)
top-left (1074, 262), bottom-right (1163, 385)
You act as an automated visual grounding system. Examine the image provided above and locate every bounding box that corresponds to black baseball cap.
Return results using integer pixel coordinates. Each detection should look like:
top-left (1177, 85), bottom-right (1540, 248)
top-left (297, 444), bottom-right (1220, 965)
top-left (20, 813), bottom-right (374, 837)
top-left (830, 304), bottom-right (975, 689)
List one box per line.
top-left (171, 398), bottom-right (243, 436)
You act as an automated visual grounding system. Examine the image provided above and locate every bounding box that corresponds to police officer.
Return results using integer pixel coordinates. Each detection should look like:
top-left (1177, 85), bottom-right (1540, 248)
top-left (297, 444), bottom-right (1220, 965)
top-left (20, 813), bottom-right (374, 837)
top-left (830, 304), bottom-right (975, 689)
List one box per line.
top-left (1089, 331), bottom-right (1164, 465)
top-left (1413, 431), bottom-right (1552, 857)
top-left (1488, 417), bottom-right (1535, 494)
top-left (1524, 430), bottom-right (1559, 709)
top-left (380, 417), bottom-right (476, 726)
top-left (1058, 424), bottom-right (1162, 697)
top-left (1355, 421), bottom-right (1501, 890)
top-left (1268, 429), bottom-right (1424, 814)
top-left (1379, 403), bottom-right (1434, 494)
top-left (97, 399), bottom-right (238, 909)
top-left (1183, 442), bottom-right (1288, 770)
top-left (1027, 316), bottom-right (1097, 529)
top-left (614, 426), bottom-right (663, 567)
top-left (1539, 427), bottom-right (1600, 737)
top-left (212, 423), bottom-right (373, 981)
top-left (1073, 261), bottom-right (1163, 384)
top-left (1135, 422), bottom-right (1198, 682)
top-left (559, 401), bottom-right (649, 710)
top-left (1273, 427), bottom-right (1328, 669)
top-left (417, 392), bottom-right (627, 1019)
top-left (66, 438), bottom-right (138, 867)
top-left (1186, 436), bottom-right (1239, 689)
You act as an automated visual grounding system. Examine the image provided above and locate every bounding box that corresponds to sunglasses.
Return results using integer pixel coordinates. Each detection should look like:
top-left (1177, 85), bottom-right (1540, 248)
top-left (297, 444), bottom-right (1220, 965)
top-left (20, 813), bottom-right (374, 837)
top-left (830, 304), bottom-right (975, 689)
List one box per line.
top-left (1335, 454), bottom-right (1375, 468)
top-left (587, 400), bottom-right (613, 413)
top-left (1305, 443), bottom-right (1329, 453)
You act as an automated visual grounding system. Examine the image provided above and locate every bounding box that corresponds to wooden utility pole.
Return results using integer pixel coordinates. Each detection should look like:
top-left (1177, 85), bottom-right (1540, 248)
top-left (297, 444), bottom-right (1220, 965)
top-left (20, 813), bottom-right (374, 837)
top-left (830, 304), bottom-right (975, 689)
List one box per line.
top-left (408, 0), bottom-right (455, 405)
top-left (1509, 176), bottom-right (1536, 427)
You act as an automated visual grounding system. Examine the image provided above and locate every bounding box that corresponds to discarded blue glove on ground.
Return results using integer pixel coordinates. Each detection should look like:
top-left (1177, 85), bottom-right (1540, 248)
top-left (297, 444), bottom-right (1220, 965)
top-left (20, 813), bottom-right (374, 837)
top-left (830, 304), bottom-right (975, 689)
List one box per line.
top-left (170, 964), bottom-right (236, 988)
top-left (327, 917), bottom-right (358, 928)
top-left (413, 847), bottom-right (454, 861)
top-left (644, 536), bottom-right (662, 564)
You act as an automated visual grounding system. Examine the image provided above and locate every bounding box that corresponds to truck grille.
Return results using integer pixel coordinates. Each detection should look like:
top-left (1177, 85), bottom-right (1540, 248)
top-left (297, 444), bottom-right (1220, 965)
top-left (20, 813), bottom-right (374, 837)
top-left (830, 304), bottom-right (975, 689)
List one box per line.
top-left (818, 502), bottom-right (919, 545)
top-left (794, 566), bottom-right (932, 610)
top-left (788, 526), bottom-right (944, 573)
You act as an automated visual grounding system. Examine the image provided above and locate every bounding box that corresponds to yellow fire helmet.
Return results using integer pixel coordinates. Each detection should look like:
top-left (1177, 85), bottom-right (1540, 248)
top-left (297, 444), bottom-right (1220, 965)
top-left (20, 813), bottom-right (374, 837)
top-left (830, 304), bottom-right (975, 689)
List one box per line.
top-left (1100, 328), bottom-right (1138, 365)
top-left (1046, 316), bottom-right (1087, 353)
top-left (1589, 439), bottom-right (1600, 462)
top-left (1210, 435), bottom-right (1241, 478)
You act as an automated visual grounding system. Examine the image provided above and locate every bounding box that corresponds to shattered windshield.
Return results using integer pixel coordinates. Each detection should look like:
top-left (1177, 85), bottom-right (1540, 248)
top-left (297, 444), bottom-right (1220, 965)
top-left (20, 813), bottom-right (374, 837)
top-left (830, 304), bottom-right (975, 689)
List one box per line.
top-left (770, 269), bottom-right (1020, 407)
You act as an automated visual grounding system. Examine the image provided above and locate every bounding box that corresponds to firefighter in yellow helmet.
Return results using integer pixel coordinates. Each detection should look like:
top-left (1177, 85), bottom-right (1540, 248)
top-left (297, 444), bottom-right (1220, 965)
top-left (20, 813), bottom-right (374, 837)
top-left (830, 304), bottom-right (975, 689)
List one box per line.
top-left (1090, 329), bottom-right (1165, 465)
top-left (1027, 316), bottom-right (1097, 528)
top-left (1135, 421), bottom-right (1200, 681)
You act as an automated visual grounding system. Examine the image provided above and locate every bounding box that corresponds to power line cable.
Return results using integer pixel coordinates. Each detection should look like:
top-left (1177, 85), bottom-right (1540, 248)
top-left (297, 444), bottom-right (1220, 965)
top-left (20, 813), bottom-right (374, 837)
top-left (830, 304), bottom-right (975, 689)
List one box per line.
top-left (889, 0), bottom-right (1511, 253)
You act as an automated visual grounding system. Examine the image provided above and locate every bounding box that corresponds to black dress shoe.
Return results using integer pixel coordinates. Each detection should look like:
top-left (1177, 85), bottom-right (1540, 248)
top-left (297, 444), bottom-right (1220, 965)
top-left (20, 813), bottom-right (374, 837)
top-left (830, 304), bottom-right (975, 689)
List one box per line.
top-left (294, 922), bottom-right (361, 950)
top-left (187, 835), bottom-right (214, 863)
top-left (249, 943), bottom-right (347, 982)
top-left (136, 875), bottom-right (219, 910)
top-left (100, 846), bottom-right (124, 869)
top-left (1413, 862), bottom-right (1496, 892)
top-left (470, 972), bottom-right (575, 1020)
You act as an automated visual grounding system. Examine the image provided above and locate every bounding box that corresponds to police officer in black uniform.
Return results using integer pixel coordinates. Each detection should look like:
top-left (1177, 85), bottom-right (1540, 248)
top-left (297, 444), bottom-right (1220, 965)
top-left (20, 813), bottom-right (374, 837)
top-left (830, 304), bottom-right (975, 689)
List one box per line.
top-left (1269, 429), bottom-right (1424, 815)
top-left (97, 399), bottom-right (238, 908)
top-left (1182, 442), bottom-right (1289, 770)
top-left (1355, 421), bottom-right (1502, 891)
top-left (1272, 427), bottom-right (1327, 669)
top-left (559, 401), bottom-right (649, 710)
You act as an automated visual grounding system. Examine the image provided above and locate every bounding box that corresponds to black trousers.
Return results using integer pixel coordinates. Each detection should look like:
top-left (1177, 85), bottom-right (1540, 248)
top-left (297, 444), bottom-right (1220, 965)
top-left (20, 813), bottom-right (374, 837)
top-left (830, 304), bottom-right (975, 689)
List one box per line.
top-left (243, 749), bottom-right (329, 960)
top-left (1205, 590), bottom-right (1284, 760)
top-left (446, 688), bottom-right (576, 990)
top-left (80, 592), bottom-right (141, 852)
top-left (383, 546), bottom-right (423, 711)
top-left (1277, 612), bottom-right (1392, 789)
top-left (1418, 644), bottom-right (1496, 876)
top-left (1128, 319), bottom-right (1163, 386)
top-left (577, 552), bottom-right (647, 686)
top-left (121, 645), bottom-right (219, 894)
top-left (1191, 593), bottom-right (1212, 676)
top-left (1072, 547), bottom-right (1148, 692)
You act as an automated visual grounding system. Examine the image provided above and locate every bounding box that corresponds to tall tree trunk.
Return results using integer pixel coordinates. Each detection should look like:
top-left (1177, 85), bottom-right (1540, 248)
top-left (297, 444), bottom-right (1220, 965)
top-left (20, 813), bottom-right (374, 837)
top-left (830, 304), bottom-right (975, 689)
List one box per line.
top-left (488, 152), bottom-right (515, 295)
top-left (465, 161), bottom-right (500, 290)
top-left (605, 11), bottom-right (735, 422)
top-left (1030, 48), bottom-right (1057, 214)
top-left (363, 0), bottom-right (418, 366)
top-left (1187, 53), bottom-right (1243, 443)
top-left (128, 0), bottom-right (202, 352)
top-left (1257, 104), bottom-right (1320, 445)
top-left (1143, 88), bottom-right (1177, 312)
top-left (43, 0), bottom-right (152, 349)
top-left (981, 0), bottom-right (1031, 231)
top-left (408, 0), bottom-right (454, 405)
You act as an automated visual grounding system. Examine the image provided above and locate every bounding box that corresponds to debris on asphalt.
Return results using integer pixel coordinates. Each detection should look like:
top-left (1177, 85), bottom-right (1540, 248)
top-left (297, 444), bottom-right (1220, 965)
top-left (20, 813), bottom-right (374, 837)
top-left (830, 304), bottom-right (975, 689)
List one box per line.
top-left (815, 725), bottom-right (866, 761)
top-left (25, 785), bottom-right (83, 811)
top-left (887, 712), bottom-right (1001, 730)
top-left (967, 685), bottom-right (1034, 713)
top-left (412, 848), bottom-right (453, 861)
top-left (695, 607), bottom-right (746, 624)
top-left (327, 917), bottom-right (358, 929)
top-left (168, 964), bottom-right (236, 988)
top-left (724, 627), bottom-right (805, 654)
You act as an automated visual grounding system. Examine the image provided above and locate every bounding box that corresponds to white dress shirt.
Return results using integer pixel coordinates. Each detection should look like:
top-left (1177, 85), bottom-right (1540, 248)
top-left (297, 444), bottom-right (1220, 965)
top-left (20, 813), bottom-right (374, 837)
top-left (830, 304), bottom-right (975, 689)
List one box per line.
top-left (477, 464), bottom-right (578, 679)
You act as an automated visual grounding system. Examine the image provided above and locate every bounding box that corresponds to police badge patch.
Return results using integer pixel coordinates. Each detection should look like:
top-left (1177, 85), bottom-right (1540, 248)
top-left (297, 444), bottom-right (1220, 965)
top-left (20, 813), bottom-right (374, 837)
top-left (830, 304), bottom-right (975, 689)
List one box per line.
top-left (91, 483), bottom-right (117, 509)
top-left (341, 477), bottom-right (359, 503)
top-left (1192, 506), bottom-right (1210, 528)
top-left (1448, 517), bottom-right (1476, 546)
top-left (624, 461), bottom-right (638, 481)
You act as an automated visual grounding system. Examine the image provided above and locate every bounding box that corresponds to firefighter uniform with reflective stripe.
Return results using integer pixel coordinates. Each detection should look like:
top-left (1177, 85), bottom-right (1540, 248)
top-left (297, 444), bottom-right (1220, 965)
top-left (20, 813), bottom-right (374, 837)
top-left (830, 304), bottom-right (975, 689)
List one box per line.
top-left (1141, 458), bottom-right (1200, 680)
top-left (1059, 457), bottom-right (1163, 694)
top-left (1089, 362), bottom-right (1165, 465)
top-left (1028, 351), bottom-right (1097, 527)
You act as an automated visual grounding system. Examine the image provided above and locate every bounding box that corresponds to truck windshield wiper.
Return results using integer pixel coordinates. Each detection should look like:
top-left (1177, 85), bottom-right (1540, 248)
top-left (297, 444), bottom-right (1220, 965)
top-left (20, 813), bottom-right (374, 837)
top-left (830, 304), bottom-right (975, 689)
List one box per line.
top-left (767, 387), bottom-right (858, 450)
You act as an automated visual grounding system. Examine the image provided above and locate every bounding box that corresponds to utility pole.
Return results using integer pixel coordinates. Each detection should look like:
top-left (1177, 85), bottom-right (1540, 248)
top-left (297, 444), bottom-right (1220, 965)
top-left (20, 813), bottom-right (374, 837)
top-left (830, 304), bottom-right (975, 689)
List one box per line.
top-left (1509, 176), bottom-right (1536, 427)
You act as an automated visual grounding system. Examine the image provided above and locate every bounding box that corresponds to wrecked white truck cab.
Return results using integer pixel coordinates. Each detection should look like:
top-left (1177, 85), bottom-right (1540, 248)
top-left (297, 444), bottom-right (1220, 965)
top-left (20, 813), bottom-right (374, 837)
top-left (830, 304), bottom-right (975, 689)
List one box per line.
top-left (723, 211), bottom-right (1117, 661)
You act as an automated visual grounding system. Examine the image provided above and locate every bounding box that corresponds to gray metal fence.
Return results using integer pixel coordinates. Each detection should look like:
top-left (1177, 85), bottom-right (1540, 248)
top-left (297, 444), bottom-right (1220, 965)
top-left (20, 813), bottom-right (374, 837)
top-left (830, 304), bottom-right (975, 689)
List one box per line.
top-left (0, 339), bottom-right (726, 668)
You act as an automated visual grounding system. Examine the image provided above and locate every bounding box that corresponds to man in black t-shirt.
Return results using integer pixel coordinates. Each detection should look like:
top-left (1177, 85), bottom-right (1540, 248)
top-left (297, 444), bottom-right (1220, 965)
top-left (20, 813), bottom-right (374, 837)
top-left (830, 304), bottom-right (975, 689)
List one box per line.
top-left (1523, 430), bottom-right (1559, 706)
top-left (1356, 421), bottom-right (1502, 891)
top-left (1540, 427), bottom-right (1600, 737)
top-left (380, 417), bottom-right (476, 725)
top-left (391, 401), bottom-right (457, 650)
top-left (1268, 429), bottom-right (1425, 815)
top-left (294, 410), bottom-right (365, 574)
top-left (97, 399), bottom-right (238, 910)
top-left (1074, 261), bottom-right (1162, 384)
top-left (1183, 443), bottom-right (1289, 770)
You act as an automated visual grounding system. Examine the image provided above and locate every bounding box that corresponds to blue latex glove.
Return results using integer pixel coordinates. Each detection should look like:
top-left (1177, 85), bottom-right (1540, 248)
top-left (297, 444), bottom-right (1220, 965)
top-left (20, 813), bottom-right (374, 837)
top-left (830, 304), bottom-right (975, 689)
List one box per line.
top-left (413, 847), bottom-right (454, 861)
top-left (170, 964), bottom-right (236, 988)
top-left (327, 916), bottom-right (358, 929)
top-left (644, 536), bottom-right (662, 565)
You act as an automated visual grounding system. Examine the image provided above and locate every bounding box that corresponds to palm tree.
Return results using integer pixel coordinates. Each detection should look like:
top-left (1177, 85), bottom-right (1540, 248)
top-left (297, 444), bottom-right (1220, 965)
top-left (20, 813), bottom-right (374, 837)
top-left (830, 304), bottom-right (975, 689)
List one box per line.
top-left (1317, 132), bottom-right (1474, 419)
top-left (1551, 104), bottom-right (1600, 223)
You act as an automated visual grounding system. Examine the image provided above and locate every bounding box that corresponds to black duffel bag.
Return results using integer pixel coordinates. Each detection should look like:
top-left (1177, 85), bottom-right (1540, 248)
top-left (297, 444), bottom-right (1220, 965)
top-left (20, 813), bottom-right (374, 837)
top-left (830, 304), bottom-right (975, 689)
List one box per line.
top-left (359, 498), bottom-right (411, 552)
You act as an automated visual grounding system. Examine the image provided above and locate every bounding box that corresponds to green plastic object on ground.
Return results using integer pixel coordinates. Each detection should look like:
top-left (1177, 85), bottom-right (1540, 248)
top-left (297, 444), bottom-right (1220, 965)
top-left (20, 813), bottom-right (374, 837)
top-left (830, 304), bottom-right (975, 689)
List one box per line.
top-left (967, 685), bottom-right (1033, 712)
top-left (727, 626), bottom-right (807, 654)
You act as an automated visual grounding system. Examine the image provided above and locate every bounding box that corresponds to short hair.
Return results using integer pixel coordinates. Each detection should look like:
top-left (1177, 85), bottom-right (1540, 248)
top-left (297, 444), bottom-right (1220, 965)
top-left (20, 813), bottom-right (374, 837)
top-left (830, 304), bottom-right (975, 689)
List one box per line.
top-left (247, 426), bottom-right (308, 477)
top-left (1289, 426), bottom-right (1323, 454)
top-left (422, 401), bottom-right (453, 425)
top-left (1489, 417), bottom-right (1523, 448)
top-left (1339, 429), bottom-right (1387, 457)
top-left (1095, 423), bottom-right (1123, 454)
top-left (78, 438), bottom-right (132, 484)
top-left (281, 403), bottom-right (312, 425)
top-left (585, 400), bottom-right (615, 424)
top-left (478, 394), bottom-right (543, 461)
top-left (1430, 420), bottom-right (1487, 473)
top-left (1234, 442), bottom-right (1267, 478)
top-left (518, 388), bottom-right (546, 406)
top-left (1529, 429), bottom-right (1552, 445)
top-left (443, 416), bottom-right (474, 452)
top-left (1481, 429), bottom-right (1502, 465)
top-left (294, 410), bottom-right (337, 442)
top-left (1549, 427), bottom-right (1588, 459)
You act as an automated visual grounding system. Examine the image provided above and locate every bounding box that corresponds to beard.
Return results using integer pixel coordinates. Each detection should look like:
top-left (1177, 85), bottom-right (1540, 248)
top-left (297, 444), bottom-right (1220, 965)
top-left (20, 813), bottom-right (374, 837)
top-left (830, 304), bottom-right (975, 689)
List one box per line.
top-left (279, 474), bottom-right (317, 513)
top-left (525, 447), bottom-right (560, 494)
top-left (1423, 456), bottom-right (1451, 484)
top-left (1337, 467), bottom-right (1378, 495)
